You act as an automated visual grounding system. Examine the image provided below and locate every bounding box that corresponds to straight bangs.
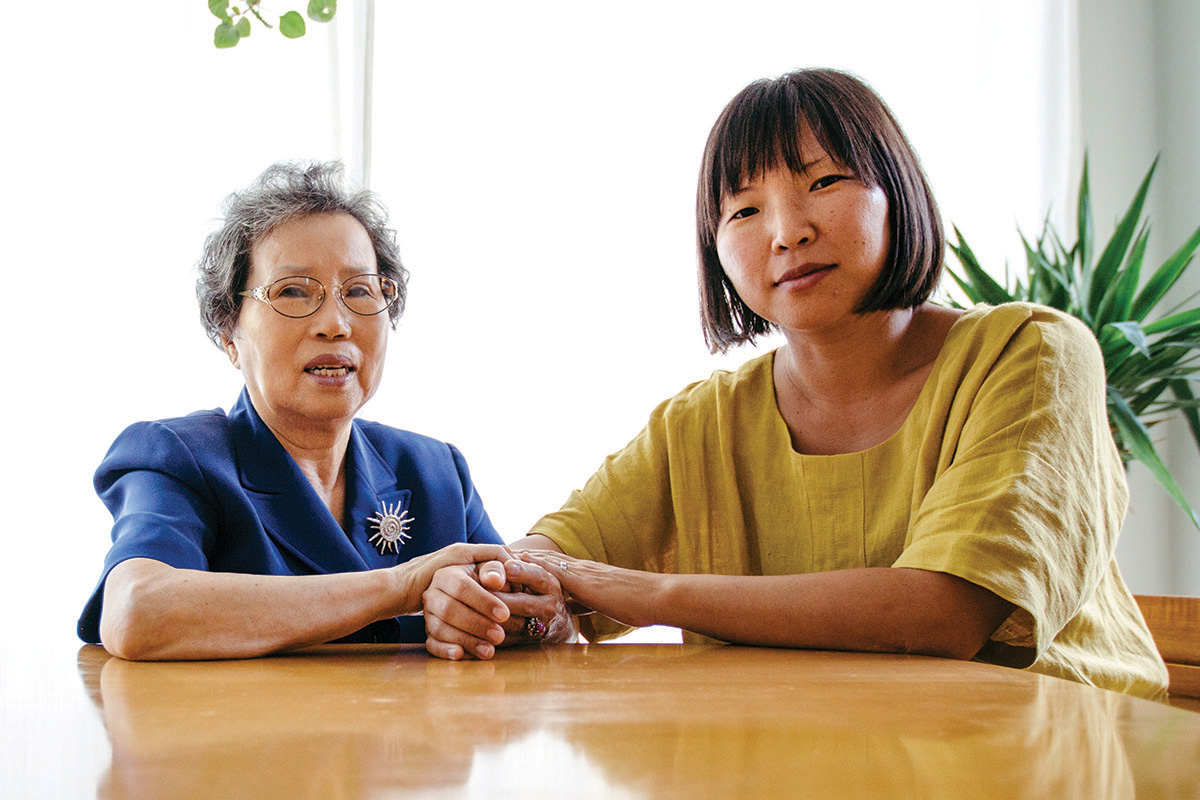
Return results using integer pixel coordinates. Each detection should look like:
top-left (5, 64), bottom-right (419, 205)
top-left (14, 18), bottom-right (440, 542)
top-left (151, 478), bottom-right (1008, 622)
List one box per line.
top-left (699, 78), bottom-right (882, 250)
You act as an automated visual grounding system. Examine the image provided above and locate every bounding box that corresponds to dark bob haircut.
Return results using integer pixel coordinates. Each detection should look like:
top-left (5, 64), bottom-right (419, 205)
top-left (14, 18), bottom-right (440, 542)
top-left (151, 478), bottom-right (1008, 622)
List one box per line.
top-left (697, 68), bottom-right (944, 352)
top-left (197, 161), bottom-right (408, 348)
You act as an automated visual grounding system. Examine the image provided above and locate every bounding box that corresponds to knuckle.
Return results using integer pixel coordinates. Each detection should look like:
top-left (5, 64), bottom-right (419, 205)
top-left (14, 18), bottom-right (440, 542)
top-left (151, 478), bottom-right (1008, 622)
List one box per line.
top-left (422, 611), bottom-right (444, 633)
top-left (422, 596), bottom-right (444, 617)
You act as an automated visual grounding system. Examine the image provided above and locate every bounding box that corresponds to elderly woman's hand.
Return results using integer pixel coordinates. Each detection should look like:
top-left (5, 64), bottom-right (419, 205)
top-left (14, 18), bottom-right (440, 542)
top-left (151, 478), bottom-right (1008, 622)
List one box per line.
top-left (423, 559), bottom-right (576, 660)
top-left (397, 543), bottom-right (515, 603)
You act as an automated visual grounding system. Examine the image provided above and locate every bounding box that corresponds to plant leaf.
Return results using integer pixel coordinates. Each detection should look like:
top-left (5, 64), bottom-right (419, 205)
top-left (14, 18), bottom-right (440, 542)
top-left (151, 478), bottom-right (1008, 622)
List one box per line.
top-left (209, 0), bottom-right (232, 23)
top-left (1143, 307), bottom-right (1200, 336)
top-left (280, 10), bottom-right (306, 37)
top-left (1076, 155), bottom-right (1094, 300)
top-left (1088, 158), bottom-right (1157, 317)
top-left (214, 22), bottom-right (241, 48)
top-left (1094, 224), bottom-right (1148, 329)
top-left (1131, 223), bottom-right (1200, 321)
top-left (236, 16), bottom-right (251, 37)
top-left (948, 227), bottom-right (1015, 306)
top-left (952, 154), bottom-right (1200, 535)
top-left (946, 267), bottom-right (983, 306)
top-left (308, 0), bottom-right (337, 22)
top-left (1107, 321), bottom-right (1151, 357)
top-left (1129, 379), bottom-right (1171, 416)
top-left (1031, 240), bottom-right (1072, 311)
top-left (1108, 388), bottom-right (1200, 530)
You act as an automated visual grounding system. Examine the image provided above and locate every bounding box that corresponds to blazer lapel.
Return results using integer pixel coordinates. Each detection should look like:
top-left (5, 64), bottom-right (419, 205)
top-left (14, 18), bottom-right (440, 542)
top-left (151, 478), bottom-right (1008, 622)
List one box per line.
top-left (229, 390), bottom-right (367, 575)
top-left (343, 424), bottom-right (416, 568)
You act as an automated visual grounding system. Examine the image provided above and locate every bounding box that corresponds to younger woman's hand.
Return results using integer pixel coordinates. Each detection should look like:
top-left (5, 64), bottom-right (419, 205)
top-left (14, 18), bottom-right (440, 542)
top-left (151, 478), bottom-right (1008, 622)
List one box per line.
top-left (518, 551), bottom-right (662, 628)
top-left (492, 559), bottom-right (577, 647)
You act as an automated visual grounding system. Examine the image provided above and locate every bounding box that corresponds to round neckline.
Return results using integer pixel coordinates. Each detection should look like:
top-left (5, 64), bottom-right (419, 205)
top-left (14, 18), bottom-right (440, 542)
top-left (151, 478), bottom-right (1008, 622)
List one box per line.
top-left (767, 306), bottom-right (979, 459)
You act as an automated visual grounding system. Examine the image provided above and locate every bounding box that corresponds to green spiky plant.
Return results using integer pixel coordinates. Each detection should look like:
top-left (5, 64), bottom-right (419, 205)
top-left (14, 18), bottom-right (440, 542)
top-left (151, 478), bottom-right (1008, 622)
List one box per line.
top-left (947, 157), bottom-right (1200, 530)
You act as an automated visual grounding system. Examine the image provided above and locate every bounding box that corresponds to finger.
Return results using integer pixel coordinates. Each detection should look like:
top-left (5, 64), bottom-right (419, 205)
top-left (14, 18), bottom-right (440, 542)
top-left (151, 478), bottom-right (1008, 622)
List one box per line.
top-left (427, 635), bottom-right (496, 661)
top-left (462, 543), bottom-right (515, 564)
top-left (431, 566), bottom-right (511, 624)
top-left (423, 583), bottom-right (509, 642)
top-left (496, 591), bottom-right (558, 624)
top-left (520, 550), bottom-right (575, 581)
top-left (477, 560), bottom-right (508, 592)
top-left (427, 594), bottom-right (507, 643)
top-left (495, 612), bottom-right (551, 642)
top-left (424, 617), bottom-right (498, 661)
top-left (519, 549), bottom-right (573, 564)
top-left (437, 543), bottom-right (515, 571)
top-left (484, 590), bottom-right (556, 636)
top-left (503, 560), bottom-right (561, 595)
top-left (519, 553), bottom-right (593, 614)
top-left (425, 637), bottom-right (467, 661)
top-left (423, 596), bottom-right (503, 659)
top-left (496, 614), bottom-right (541, 638)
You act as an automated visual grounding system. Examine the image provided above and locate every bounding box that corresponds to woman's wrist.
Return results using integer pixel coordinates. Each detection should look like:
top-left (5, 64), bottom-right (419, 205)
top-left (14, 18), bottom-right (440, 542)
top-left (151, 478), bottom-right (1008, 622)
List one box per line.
top-left (633, 570), bottom-right (671, 628)
top-left (388, 559), bottom-right (424, 617)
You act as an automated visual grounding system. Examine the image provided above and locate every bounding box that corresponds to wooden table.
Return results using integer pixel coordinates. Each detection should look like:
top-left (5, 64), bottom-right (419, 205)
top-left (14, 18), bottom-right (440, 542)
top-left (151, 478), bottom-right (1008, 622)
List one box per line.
top-left (15, 643), bottom-right (1200, 798)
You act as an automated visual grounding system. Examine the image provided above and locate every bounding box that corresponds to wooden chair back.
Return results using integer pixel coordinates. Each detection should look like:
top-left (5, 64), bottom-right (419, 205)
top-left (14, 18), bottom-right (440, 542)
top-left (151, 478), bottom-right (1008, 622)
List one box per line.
top-left (1134, 594), bottom-right (1200, 712)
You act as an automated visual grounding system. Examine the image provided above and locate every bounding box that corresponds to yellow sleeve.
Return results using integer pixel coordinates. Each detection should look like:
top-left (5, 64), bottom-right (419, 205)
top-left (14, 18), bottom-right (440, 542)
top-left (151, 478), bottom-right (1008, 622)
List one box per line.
top-left (894, 307), bottom-right (1128, 665)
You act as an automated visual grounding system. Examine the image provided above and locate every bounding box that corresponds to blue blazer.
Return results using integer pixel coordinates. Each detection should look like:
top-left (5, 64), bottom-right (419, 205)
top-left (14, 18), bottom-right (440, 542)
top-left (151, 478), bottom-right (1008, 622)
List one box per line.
top-left (78, 389), bottom-right (503, 645)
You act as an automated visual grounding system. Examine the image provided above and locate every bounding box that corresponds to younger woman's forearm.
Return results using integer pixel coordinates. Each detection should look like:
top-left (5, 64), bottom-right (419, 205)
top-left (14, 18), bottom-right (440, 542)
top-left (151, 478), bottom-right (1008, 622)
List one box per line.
top-left (653, 568), bottom-right (1013, 660)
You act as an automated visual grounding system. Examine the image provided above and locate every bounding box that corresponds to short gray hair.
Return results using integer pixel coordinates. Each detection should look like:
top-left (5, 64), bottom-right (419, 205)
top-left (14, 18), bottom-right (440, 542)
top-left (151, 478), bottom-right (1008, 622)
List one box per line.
top-left (197, 161), bottom-right (408, 347)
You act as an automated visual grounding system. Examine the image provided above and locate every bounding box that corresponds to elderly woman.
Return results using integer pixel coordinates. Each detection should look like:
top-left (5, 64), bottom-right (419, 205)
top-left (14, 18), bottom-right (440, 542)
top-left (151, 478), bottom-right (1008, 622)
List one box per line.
top-left (424, 69), bottom-right (1168, 699)
top-left (78, 162), bottom-right (516, 661)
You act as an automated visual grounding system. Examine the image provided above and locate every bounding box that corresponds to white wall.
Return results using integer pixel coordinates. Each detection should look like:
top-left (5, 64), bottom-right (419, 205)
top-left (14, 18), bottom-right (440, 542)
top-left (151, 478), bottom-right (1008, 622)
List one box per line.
top-left (1081, 0), bottom-right (1200, 595)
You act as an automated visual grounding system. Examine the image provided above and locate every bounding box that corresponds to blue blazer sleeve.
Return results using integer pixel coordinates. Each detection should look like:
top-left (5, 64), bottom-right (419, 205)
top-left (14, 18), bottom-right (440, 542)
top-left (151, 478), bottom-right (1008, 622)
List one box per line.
top-left (78, 414), bottom-right (229, 644)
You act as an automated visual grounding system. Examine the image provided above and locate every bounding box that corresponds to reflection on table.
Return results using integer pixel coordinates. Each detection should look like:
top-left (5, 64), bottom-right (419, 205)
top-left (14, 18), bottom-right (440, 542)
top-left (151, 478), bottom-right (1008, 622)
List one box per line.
top-left (76, 643), bottom-right (1200, 799)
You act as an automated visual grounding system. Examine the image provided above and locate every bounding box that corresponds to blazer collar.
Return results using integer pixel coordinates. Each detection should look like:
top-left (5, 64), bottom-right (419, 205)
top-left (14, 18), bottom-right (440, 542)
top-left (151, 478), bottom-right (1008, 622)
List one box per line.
top-left (229, 390), bottom-right (408, 574)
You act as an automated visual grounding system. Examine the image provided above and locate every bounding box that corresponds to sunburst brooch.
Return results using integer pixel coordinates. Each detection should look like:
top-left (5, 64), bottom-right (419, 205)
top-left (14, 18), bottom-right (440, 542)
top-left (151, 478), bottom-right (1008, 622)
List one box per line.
top-left (366, 500), bottom-right (415, 555)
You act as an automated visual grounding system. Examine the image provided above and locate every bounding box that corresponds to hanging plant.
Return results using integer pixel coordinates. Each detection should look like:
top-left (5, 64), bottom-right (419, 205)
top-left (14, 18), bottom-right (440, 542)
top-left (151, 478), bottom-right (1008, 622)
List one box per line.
top-left (948, 157), bottom-right (1200, 529)
top-left (209, 0), bottom-right (337, 48)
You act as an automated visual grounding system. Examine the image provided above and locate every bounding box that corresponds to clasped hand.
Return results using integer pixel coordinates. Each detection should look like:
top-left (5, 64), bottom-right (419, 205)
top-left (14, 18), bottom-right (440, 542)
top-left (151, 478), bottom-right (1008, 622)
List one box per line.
top-left (423, 553), bottom-right (577, 660)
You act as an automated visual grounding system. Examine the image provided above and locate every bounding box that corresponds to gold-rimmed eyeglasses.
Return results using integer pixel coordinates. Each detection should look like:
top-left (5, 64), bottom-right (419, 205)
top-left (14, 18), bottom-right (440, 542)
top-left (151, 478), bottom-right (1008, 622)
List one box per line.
top-left (239, 274), bottom-right (399, 319)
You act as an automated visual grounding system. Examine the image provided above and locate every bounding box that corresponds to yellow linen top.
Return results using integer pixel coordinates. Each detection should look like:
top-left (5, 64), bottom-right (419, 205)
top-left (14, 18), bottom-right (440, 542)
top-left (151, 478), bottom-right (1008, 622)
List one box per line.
top-left (532, 303), bottom-right (1168, 699)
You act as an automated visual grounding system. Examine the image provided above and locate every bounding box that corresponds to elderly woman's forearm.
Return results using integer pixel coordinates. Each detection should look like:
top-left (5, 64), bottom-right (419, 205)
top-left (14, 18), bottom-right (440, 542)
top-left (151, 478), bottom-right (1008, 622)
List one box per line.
top-left (655, 568), bottom-right (1014, 660)
top-left (99, 558), bottom-right (410, 661)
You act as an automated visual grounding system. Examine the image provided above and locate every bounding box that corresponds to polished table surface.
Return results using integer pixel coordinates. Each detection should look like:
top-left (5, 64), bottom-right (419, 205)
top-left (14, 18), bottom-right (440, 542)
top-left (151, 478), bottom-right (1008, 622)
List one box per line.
top-left (9, 642), bottom-right (1200, 798)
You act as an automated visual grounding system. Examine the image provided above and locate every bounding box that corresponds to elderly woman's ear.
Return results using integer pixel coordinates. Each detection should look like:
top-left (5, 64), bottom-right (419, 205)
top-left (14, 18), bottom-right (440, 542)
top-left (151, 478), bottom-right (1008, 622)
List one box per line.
top-left (223, 338), bottom-right (240, 369)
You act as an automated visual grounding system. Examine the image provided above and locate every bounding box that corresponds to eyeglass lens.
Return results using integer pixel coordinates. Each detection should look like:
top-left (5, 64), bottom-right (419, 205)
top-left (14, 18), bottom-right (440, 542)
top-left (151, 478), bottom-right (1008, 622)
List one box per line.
top-left (266, 275), bottom-right (397, 318)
